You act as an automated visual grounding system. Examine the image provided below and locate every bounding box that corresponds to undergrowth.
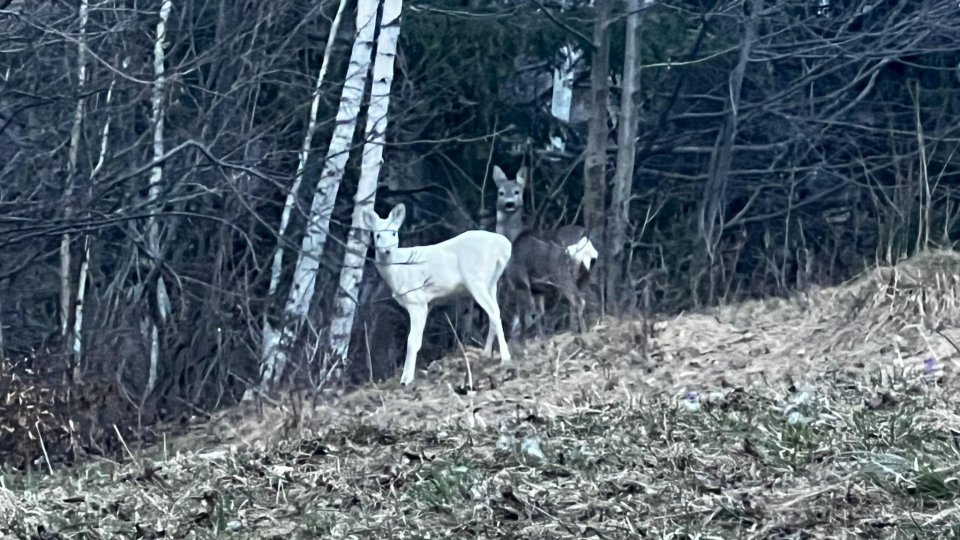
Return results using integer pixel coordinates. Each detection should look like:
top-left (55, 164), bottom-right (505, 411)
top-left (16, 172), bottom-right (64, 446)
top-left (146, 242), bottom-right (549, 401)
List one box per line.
top-left (3, 373), bottom-right (959, 539)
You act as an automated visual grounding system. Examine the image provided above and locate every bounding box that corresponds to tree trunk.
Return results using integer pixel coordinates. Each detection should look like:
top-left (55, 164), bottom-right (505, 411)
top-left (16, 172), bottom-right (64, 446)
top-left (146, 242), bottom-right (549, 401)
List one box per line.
top-left (582, 0), bottom-right (612, 312)
top-left (59, 0), bottom-right (88, 340)
top-left (146, 0), bottom-right (173, 395)
top-left (267, 0), bottom-right (349, 296)
top-left (583, 1), bottom-right (612, 233)
top-left (258, 0), bottom-right (380, 390)
top-left (605, 0), bottom-right (645, 314)
top-left (698, 0), bottom-right (761, 264)
top-left (71, 72), bottom-right (114, 380)
top-left (327, 0), bottom-right (403, 380)
top-left (71, 237), bottom-right (90, 380)
top-left (257, 0), bottom-right (348, 394)
top-left (551, 44), bottom-right (581, 124)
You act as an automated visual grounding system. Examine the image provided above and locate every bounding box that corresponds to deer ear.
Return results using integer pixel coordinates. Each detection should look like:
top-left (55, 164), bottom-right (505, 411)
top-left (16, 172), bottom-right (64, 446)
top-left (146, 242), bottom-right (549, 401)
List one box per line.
top-left (492, 166), bottom-right (508, 187)
top-left (388, 203), bottom-right (406, 227)
top-left (360, 207), bottom-right (379, 231)
top-left (516, 166), bottom-right (528, 188)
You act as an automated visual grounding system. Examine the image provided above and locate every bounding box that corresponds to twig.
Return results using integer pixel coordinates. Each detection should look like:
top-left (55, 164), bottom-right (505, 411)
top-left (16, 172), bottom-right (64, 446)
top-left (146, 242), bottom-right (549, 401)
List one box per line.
top-left (445, 313), bottom-right (473, 391)
top-left (113, 424), bottom-right (139, 468)
top-left (933, 326), bottom-right (960, 359)
top-left (480, 115), bottom-right (499, 217)
top-left (364, 322), bottom-right (374, 384)
top-left (35, 421), bottom-right (53, 474)
top-left (534, 1), bottom-right (595, 50)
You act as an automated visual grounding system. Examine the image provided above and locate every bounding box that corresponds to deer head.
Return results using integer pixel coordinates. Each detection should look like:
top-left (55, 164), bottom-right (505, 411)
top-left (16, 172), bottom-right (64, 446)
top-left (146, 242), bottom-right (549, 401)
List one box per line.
top-left (493, 165), bottom-right (526, 215)
top-left (361, 203), bottom-right (406, 259)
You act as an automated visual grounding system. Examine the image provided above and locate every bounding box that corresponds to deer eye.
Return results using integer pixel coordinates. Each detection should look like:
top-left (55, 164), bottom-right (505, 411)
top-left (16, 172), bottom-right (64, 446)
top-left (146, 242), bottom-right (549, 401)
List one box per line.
top-left (513, 189), bottom-right (520, 195)
top-left (375, 233), bottom-right (380, 239)
top-left (498, 190), bottom-right (504, 196)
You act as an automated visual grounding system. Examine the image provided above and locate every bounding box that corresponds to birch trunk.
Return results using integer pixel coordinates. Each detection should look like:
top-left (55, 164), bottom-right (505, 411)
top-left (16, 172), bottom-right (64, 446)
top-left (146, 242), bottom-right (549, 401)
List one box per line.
top-left (327, 0), bottom-right (403, 374)
top-left (59, 0), bottom-right (88, 339)
top-left (71, 237), bottom-right (90, 379)
top-left (146, 0), bottom-right (173, 394)
top-left (605, 0), bottom-right (644, 313)
top-left (551, 45), bottom-right (580, 124)
top-left (267, 0), bottom-right (349, 296)
top-left (258, 0), bottom-right (380, 389)
top-left (71, 73), bottom-right (115, 380)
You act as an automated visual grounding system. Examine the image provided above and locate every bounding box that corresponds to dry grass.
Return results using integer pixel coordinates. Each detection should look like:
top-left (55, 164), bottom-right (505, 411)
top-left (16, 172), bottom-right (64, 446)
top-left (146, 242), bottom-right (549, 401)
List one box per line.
top-left (4, 250), bottom-right (960, 539)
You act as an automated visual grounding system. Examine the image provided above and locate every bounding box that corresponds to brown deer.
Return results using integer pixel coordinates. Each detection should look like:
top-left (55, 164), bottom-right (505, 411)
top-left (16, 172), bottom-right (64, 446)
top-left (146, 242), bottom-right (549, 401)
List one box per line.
top-left (491, 166), bottom-right (595, 338)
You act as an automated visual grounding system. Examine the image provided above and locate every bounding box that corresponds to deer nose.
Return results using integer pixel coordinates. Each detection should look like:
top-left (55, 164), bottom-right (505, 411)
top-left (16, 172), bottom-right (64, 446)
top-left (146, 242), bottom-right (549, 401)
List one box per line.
top-left (504, 202), bottom-right (516, 211)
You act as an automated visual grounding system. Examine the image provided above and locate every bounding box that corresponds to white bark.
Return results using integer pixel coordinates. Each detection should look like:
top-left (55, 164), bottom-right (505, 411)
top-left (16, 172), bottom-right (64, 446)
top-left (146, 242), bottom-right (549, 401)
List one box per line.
top-left (71, 72), bottom-right (114, 378)
top-left (327, 0), bottom-right (404, 371)
top-left (72, 238), bottom-right (90, 367)
top-left (59, 0), bottom-right (88, 338)
top-left (146, 0), bottom-right (172, 395)
top-left (268, 0), bottom-right (349, 296)
top-left (818, 0), bottom-right (829, 16)
top-left (258, 0), bottom-right (380, 389)
top-left (90, 77), bottom-right (115, 181)
top-left (550, 44), bottom-right (580, 123)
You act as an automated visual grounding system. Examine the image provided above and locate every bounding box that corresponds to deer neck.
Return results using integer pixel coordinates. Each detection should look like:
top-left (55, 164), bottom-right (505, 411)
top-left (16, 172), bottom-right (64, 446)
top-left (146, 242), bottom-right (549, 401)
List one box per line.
top-left (374, 246), bottom-right (424, 284)
top-left (496, 209), bottom-right (523, 243)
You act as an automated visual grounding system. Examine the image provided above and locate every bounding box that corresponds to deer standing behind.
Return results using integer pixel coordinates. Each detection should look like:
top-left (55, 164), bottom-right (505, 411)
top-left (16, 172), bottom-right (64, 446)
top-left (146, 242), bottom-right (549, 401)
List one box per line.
top-left (492, 166), bottom-right (595, 337)
top-left (361, 203), bottom-right (513, 385)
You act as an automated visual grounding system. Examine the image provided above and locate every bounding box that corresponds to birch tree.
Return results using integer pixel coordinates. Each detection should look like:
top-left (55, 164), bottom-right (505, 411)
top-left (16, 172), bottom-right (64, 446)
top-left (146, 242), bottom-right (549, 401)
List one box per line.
top-left (258, 0), bottom-right (348, 390)
top-left (259, 0), bottom-right (381, 389)
top-left (327, 0), bottom-right (404, 373)
top-left (146, 0), bottom-right (173, 394)
top-left (72, 71), bottom-right (115, 379)
top-left (551, 44), bottom-right (581, 125)
top-left (267, 0), bottom-right (349, 297)
top-left (59, 0), bottom-right (88, 340)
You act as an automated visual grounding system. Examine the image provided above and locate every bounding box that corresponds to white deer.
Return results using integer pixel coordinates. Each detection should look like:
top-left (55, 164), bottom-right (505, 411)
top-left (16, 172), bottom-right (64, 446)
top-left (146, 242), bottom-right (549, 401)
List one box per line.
top-left (361, 203), bottom-right (513, 385)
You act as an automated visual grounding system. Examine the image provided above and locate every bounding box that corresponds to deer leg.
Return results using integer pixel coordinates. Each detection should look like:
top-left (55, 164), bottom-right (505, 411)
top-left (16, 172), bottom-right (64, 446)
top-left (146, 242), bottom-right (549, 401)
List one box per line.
top-left (577, 294), bottom-right (586, 333)
top-left (563, 283), bottom-right (582, 334)
top-left (482, 281), bottom-right (500, 355)
top-left (521, 280), bottom-right (539, 340)
top-left (468, 284), bottom-right (511, 363)
top-left (502, 284), bottom-right (521, 342)
top-left (400, 303), bottom-right (428, 385)
top-left (483, 319), bottom-right (496, 356)
top-left (569, 298), bottom-right (580, 333)
top-left (536, 294), bottom-right (547, 334)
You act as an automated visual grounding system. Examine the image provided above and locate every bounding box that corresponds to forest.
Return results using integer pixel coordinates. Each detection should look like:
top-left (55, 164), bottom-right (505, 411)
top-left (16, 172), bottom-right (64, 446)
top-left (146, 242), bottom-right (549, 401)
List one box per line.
top-left (2, 1), bottom-right (960, 534)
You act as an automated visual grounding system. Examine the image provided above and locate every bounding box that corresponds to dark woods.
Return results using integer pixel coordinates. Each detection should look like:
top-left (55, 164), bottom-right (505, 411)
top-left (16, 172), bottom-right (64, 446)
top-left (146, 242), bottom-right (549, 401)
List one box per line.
top-left (1, 0), bottom-right (959, 468)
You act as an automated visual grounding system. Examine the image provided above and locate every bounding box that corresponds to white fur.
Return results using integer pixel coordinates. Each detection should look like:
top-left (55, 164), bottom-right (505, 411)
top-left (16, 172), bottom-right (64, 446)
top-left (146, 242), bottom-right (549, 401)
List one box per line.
top-left (362, 203), bottom-right (513, 385)
top-left (566, 236), bottom-right (599, 271)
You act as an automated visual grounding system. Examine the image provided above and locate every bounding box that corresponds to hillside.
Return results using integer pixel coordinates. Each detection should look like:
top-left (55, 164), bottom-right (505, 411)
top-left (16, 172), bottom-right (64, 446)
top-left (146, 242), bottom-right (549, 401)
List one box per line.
top-left (4, 251), bottom-right (960, 539)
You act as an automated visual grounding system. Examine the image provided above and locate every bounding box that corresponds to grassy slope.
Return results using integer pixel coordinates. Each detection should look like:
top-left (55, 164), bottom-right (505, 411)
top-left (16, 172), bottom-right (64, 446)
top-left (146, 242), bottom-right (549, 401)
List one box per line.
top-left (4, 251), bottom-right (960, 539)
